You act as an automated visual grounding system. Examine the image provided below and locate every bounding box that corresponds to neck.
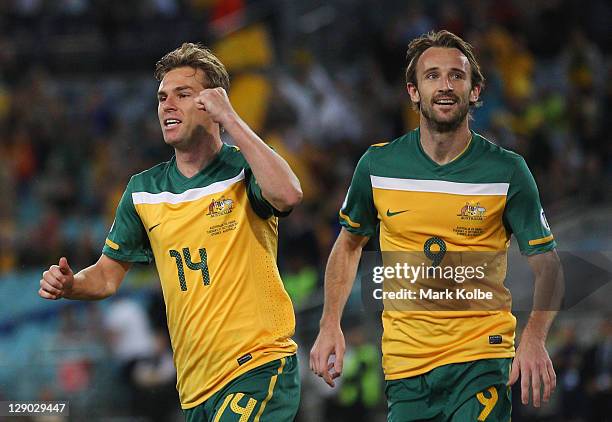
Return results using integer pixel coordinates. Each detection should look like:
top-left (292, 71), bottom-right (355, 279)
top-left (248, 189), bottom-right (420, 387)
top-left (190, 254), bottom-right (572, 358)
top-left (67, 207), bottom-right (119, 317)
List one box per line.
top-left (175, 132), bottom-right (223, 178)
top-left (419, 116), bottom-right (471, 165)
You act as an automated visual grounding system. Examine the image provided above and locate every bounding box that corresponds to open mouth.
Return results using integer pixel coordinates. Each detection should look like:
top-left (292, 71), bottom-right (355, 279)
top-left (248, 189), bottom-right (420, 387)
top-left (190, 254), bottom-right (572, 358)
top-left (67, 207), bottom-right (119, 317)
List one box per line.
top-left (164, 118), bottom-right (182, 128)
top-left (433, 98), bottom-right (457, 106)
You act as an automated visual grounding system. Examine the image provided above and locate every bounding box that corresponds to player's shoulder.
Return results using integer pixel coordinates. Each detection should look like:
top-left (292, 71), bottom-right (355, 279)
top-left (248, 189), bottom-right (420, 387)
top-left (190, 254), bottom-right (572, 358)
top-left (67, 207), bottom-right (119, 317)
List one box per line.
top-left (217, 144), bottom-right (253, 177)
top-left (361, 130), bottom-right (416, 161)
top-left (368, 130), bottom-right (415, 151)
top-left (127, 159), bottom-right (173, 191)
top-left (223, 143), bottom-right (247, 164)
top-left (472, 132), bottom-right (526, 170)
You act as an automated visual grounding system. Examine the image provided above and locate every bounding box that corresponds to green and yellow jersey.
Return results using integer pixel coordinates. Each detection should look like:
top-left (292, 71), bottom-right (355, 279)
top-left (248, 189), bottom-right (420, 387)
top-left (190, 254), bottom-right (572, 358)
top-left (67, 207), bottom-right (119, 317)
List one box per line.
top-left (102, 144), bottom-right (297, 408)
top-left (340, 128), bottom-right (556, 380)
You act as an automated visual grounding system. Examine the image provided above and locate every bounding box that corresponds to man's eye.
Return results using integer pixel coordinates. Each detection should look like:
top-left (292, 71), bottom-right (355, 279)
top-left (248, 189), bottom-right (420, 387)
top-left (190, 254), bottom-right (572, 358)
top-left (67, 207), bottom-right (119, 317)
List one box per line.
top-left (178, 93), bottom-right (190, 98)
top-left (426, 73), bottom-right (437, 79)
top-left (159, 97), bottom-right (166, 102)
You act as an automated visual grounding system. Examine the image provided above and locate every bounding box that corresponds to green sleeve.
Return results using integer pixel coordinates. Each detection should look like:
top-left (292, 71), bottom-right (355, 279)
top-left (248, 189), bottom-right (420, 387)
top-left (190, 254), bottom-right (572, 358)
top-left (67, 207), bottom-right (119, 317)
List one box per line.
top-left (245, 166), bottom-right (291, 219)
top-left (503, 157), bottom-right (556, 255)
top-left (339, 150), bottom-right (378, 237)
top-left (102, 177), bottom-right (153, 263)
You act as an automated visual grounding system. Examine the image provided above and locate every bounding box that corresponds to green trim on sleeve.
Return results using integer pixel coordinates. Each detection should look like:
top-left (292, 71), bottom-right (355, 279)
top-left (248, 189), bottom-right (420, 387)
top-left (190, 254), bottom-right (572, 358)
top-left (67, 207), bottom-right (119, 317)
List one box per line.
top-left (503, 156), bottom-right (556, 255)
top-left (245, 166), bottom-right (291, 219)
top-left (339, 149), bottom-right (378, 238)
top-left (101, 177), bottom-right (153, 264)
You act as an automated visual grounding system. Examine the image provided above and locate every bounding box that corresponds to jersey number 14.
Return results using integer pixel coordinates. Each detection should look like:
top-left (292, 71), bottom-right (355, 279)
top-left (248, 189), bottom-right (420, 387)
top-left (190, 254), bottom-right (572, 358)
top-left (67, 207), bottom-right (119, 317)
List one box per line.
top-left (169, 248), bottom-right (211, 291)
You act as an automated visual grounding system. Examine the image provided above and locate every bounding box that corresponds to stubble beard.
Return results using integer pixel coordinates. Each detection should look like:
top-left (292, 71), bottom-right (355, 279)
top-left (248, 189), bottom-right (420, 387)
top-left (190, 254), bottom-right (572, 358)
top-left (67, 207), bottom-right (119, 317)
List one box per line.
top-left (164, 125), bottom-right (210, 151)
top-left (420, 97), bottom-right (470, 133)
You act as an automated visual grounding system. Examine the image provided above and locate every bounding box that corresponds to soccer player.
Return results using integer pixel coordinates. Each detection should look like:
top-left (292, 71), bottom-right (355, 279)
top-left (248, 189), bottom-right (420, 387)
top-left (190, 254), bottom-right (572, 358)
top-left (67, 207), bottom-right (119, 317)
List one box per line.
top-left (39, 43), bottom-right (302, 421)
top-left (310, 30), bottom-right (564, 421)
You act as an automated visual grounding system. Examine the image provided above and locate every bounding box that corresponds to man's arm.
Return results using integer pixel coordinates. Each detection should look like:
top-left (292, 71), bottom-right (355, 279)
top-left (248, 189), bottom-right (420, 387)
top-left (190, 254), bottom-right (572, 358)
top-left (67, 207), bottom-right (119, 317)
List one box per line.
top-left (39, 254), bottom-right (131, 301)
top-left (194, 87), bottom-right (302, 212)
top-left (509, 249), bottom-right (564, 407)
top-left (310, 228), bottom-right (369, 387)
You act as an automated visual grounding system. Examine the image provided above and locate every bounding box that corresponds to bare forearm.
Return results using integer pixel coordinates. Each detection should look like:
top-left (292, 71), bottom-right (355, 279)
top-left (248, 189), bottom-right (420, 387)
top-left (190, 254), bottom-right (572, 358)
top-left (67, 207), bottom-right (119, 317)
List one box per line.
top-left (321, 235), bottom-right (365, 327)
top-left (65, 265), bottom-right (116, 300)
top-left (223, 114), bottom-right (302, 210)
top-left (532, 251), bottom-right (564, 311)
top-left (524, 250), bottom-right (565, 341)
top-left (522, 311), bottom-right (557, 343)
top-left (64, 256), bottom-right (129, 300)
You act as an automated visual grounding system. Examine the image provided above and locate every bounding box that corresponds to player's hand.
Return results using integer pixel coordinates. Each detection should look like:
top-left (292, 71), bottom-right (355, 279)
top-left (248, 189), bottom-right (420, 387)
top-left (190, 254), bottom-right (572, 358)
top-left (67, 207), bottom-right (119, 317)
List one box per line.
top-left (508, 331), bottom-right (556, 407)
top-left (39, 257), bottom-right (74, 300)
top-left (309, 321), bottom-right (345, 387)
top-left (194, 87), bottom-right (236, 127)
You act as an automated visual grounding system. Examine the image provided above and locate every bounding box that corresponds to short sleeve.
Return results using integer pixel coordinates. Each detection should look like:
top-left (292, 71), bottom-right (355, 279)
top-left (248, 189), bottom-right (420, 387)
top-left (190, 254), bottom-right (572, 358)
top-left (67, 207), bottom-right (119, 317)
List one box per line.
top-left (245, 166), bottom-right (291, 219)
top-left (503, 157), bottom-right (556, 255)
top-left (102, 178), bottom-right (153, 264)
top-left (339, 151), bottom-right (378, 237)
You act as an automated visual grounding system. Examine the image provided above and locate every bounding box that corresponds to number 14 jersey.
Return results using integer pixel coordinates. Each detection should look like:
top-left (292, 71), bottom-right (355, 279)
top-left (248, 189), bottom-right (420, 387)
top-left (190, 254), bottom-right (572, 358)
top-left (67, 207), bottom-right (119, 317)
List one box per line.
top-left (102, 144), bottom-right (297, 409)
top-left (340, 128), bottom-right (556, 381)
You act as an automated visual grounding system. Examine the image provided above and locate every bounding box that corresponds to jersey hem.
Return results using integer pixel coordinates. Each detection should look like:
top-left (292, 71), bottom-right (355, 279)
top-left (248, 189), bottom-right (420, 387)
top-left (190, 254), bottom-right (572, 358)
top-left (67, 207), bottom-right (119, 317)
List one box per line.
top-left (384, 352), bottom-right (516, 380)
top-left (179, 350), bottom-right (297, 410)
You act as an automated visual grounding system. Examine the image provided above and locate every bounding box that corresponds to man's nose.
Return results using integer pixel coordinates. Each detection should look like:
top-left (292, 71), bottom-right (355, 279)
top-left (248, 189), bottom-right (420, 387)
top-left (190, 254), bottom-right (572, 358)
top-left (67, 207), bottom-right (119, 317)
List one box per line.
top-left (163, 97), bottom-right (177, 111)
top-left (440, 75), bottom-right (454, 91)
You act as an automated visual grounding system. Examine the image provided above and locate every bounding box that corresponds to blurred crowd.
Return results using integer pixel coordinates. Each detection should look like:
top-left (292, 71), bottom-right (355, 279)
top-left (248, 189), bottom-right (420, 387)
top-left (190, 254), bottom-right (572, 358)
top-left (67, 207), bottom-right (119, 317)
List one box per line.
top-left (0, 0), bottom-right (611, 420)
top-left (0, 0), bottom-right (610, 274)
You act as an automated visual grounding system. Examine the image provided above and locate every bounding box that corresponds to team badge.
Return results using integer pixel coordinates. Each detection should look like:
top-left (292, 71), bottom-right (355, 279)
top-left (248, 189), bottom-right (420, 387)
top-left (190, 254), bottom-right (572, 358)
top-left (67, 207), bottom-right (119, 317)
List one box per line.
top-left (206, 196), bottom-right (234, 217)
top-left (457, 201), bottom-right (487, 221)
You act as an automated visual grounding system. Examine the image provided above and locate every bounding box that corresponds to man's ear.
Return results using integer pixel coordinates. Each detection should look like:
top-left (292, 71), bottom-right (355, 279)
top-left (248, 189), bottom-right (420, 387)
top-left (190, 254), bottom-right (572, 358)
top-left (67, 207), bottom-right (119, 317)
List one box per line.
top-left (407, 83), bottom-right (420, 104)
top-left (469, 84), bottom-right (481, 103)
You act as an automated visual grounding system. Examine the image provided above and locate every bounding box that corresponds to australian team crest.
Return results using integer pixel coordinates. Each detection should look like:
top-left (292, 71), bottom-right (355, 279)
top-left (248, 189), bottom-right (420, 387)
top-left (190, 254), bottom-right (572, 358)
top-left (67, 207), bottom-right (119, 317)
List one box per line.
top-left (457, 201), bottom-right (487, 221)
top-left (206, 196), bottom-right (234, 217)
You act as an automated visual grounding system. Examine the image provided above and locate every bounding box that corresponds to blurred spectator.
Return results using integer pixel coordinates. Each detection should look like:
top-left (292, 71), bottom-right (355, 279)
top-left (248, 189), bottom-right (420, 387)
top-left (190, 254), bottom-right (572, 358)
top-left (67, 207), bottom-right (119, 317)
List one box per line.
top-left (554, 324), bottom-right (586, 421)
top-left (324, 324), bottom-right (383, 422)
top-left (104, 297), bottom-right (157, 417)
top-left (581, 318), bottom-right (612, 421)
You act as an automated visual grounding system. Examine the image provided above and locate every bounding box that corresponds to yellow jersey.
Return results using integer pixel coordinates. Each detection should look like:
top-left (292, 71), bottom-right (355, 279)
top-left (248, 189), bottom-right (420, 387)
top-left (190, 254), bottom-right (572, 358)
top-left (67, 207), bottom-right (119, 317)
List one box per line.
top-left (340, 129), bottom-right (556, 380)
top-left (103, 144), bottom-right (297, 408)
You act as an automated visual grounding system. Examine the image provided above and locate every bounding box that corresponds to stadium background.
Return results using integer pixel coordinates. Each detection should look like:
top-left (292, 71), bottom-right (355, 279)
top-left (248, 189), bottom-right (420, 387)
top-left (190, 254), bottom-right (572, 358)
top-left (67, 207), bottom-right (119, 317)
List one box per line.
top-left (0, 0), bottom-right (610, 420)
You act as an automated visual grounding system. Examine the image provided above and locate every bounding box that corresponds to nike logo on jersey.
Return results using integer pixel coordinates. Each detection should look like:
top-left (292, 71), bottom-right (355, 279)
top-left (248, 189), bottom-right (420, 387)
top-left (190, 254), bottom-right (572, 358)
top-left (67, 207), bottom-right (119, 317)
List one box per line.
top-left (386, 209), bottom-right (409, 217)
top-left (148, 223), bottom-right (161, 232)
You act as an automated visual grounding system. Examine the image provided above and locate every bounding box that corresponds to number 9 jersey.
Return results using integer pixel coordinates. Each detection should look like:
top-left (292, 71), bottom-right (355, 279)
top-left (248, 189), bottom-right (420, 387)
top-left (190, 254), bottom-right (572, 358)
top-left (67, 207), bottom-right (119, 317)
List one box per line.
top-left (339, 128), bottom-right (556, 381)
top-left (102, 144), bottom-right (297, 409)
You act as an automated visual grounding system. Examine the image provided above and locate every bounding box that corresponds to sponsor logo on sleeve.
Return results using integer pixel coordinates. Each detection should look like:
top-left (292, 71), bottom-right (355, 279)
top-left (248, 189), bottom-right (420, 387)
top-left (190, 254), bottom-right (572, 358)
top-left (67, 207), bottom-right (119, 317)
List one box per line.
top-left (540, 208), bottom-right (550, 231)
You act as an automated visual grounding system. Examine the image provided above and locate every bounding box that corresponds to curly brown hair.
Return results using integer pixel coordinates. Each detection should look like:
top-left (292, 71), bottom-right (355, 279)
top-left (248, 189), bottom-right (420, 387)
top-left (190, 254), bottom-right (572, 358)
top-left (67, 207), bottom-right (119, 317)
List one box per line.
top-left (154, 43), bottom-right (230, 92)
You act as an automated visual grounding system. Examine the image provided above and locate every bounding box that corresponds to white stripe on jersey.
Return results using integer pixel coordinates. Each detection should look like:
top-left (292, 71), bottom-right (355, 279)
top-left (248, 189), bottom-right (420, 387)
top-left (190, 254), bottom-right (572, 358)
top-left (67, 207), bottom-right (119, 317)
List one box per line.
top-left (132, 170), bottom-right (245, 205)
top-left (370, 176), bottom-right (509, 196)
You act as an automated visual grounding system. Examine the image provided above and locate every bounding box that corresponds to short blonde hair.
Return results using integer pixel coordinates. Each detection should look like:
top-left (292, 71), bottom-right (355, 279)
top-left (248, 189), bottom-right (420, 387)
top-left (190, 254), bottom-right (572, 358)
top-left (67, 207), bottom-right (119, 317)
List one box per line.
top-left (154, 43), bottom-right (230, 91)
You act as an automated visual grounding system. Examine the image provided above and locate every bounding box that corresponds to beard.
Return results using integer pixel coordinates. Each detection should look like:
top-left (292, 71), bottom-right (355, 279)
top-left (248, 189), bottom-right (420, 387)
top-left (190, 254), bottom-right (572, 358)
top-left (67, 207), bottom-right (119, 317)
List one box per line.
top-left (419, 93), bottom-right (470, 133)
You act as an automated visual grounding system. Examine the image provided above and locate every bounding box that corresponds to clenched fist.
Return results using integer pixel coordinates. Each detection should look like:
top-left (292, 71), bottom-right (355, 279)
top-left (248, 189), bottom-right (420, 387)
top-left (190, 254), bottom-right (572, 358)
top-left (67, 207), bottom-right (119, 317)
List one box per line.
top-left (39, 257), bottom-right (74, 300)
top-left (194, 87), bottom-right (237, 126)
